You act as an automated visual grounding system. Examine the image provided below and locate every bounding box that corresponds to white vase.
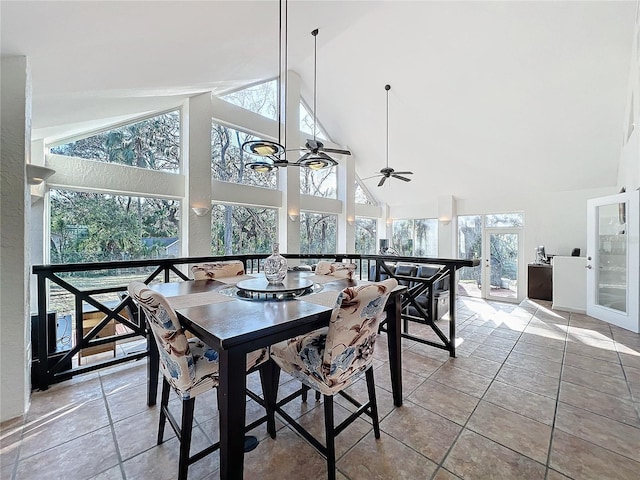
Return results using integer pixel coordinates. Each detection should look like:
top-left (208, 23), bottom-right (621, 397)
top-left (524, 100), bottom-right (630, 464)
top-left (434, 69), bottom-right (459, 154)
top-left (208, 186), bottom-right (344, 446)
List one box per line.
top-left (264, 243), bottom-right (287, 284)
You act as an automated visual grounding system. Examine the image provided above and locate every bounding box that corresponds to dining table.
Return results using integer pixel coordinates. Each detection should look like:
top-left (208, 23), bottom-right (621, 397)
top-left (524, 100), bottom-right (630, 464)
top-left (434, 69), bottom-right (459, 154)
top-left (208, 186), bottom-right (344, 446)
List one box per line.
top-left (149, 271), bottom-right (406, 480)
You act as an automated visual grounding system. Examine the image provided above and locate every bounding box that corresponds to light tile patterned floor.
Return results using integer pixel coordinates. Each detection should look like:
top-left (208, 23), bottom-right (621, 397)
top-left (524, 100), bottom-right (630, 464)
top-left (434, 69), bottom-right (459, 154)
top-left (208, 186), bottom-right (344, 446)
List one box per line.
top-left (2, 298), bottom-right (640, 479)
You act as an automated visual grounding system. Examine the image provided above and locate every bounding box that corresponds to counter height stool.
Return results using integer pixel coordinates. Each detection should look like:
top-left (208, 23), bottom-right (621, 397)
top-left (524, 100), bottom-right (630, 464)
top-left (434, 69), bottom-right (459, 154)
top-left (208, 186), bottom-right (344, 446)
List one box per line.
top-left (128, 282), bottom-right (272, 480)
top-left (270, 278), bottom-right (398, 480)
top-left (315, 260), bottom-right (357, 280)
top-left (191, 260), bottom-right (245, 280)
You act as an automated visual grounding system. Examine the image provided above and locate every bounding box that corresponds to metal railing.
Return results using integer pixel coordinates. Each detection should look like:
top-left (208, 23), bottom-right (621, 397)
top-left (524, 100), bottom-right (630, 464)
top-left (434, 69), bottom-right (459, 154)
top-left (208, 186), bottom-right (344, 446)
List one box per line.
top-left (32, 254), bottom-right (478, 390)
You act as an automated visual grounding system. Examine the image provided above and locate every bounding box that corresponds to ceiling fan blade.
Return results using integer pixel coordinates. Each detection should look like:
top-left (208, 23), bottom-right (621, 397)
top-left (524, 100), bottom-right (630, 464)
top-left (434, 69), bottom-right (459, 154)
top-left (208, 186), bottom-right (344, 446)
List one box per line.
top-left (323, 147), bottom-right (352, 155)
top-left (378, 176), bottom-right (387, 187)
top-left (392, 174), bottom-right (412, 182)
top-left (360, 174), bottom-right (383, 180)
top-left (392, 171), bottom-right (413, 175)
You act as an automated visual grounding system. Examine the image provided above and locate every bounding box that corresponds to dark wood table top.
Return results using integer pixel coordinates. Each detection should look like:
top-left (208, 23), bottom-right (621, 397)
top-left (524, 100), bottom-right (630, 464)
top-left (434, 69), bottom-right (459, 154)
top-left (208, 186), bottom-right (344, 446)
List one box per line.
top-left (151, 273), bottom-right (403, 351)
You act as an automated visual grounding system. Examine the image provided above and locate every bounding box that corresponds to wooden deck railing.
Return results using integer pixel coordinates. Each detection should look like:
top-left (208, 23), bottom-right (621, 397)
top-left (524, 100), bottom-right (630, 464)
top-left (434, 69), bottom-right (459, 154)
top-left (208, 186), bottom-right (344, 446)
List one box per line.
top-left (32, 254), bottom-right (478, 390)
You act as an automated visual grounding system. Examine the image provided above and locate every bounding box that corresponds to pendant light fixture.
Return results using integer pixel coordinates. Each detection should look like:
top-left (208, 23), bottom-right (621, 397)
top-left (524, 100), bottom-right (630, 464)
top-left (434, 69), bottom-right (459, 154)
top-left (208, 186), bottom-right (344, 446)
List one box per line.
top-left (242, 15), bottom-right (344, 172)
top-left (296, 28), bottom-right (338, 170)
top-left (243, 0), bottom-right (287, 172)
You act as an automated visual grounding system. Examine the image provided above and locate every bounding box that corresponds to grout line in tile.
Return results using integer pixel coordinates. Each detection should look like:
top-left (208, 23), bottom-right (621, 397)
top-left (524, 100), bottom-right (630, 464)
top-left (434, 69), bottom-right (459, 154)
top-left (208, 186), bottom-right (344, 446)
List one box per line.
top-left (99, 369), bottom-right (129, 479)
top-left (431, 304), bottom-right (537, 479)
top-left (543, 307), bottom-right (571, 479)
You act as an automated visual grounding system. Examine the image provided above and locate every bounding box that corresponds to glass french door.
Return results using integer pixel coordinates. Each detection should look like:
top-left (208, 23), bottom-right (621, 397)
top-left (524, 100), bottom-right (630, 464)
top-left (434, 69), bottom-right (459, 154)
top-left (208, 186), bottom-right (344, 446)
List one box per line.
top-left (457, 214), bottom-right (524, 302)
top-left (482, 228), bottom-right (522, 303)
top-left (586, 190), bottom-right (639, 333)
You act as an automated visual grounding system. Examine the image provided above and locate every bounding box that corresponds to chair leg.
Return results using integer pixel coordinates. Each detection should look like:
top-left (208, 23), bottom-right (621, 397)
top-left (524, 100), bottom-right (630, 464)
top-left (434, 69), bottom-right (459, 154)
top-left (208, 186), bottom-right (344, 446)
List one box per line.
top-left (157, 377), bottom-right (171, 444)
top-left (365, 368), bottom-right (380, 439)
top-left (178, 397), bottom-right (196, 480)
top-left (301, 383), bottom-right (310, 402)
top-left (323, 395), bottom-right (336, 480)
top-left (315, 390), bottom-right (321, 401)
top-left (259, 360), bottom-right (280, 439)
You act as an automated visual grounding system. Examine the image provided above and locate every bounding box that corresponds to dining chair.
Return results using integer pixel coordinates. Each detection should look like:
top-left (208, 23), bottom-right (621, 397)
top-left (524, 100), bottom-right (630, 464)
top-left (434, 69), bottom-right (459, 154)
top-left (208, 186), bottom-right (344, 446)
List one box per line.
top-left (127, 281), bottom-right (272, 480)
top-left (191, 260), bottom-right (245, 280)
top-left (315, 260), bottom-right (357, 279)
top-left (269, 278), bottom-right (398, 480)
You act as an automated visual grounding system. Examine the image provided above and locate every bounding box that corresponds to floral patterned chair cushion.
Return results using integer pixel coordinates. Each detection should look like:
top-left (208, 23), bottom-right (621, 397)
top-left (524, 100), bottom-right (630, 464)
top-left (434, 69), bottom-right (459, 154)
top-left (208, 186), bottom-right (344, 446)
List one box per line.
top-left (315, 261), bottom-right (357, 280)
top-left (128, 282), bottom-right (267, 399)
top-left (270, 278), bottom-right (398, 395)
top-left (191, 260), bottom-right (245, 280)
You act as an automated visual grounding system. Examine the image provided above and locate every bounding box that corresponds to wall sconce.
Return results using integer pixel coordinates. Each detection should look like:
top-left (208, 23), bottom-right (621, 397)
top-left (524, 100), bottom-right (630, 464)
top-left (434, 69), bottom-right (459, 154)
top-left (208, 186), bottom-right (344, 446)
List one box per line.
top-left (26, 164), bottom-right (55, 185)
top-left (347, 217), bottom-right (355, 226)
top-left (191, 207), bottom-right (210, 217)
top-left (438, 195), bottom-right (454, 225)
top-left (288, 212), bottom-right (299, 222)
top-left (386, 217), bottom-right (393, 225)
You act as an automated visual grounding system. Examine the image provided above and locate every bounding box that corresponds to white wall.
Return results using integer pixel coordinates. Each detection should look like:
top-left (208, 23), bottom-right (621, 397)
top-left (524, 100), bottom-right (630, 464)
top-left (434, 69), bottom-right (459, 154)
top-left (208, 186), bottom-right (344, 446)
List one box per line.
top-left (391, 186), bottom-right (615, 261)
top-left (1, 56), bottom-right (31, 423)
top-left (617, 4), bottom-right (640, 191)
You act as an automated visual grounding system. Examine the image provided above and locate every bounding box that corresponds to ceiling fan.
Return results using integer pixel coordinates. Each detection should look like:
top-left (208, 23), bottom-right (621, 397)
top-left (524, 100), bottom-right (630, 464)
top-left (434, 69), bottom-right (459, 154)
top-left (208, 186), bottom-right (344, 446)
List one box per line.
top-left (291, 29), bottom-right (352, 169)
top-left (362, 84), bottom-right (413, 186)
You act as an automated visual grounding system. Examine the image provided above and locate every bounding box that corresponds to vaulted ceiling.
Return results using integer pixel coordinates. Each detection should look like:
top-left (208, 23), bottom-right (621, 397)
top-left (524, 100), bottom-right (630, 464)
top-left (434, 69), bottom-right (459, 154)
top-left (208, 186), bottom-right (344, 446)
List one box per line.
top-left (1, 1), bottom-right (636, 207)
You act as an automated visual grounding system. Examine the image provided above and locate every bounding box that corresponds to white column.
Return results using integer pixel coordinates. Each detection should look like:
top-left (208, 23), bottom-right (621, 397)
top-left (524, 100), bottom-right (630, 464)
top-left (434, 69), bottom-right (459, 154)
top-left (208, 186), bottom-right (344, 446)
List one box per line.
top-left (280, 71), bottom-right (301, 254)
top-left (438, 195), bottom-right (456, 257)
top-left (184, 93), bottom-right (213, 257)
top-left (337, 149), bottom-right (355, 253)
top-left (1, 56), bottom-right (31, 422)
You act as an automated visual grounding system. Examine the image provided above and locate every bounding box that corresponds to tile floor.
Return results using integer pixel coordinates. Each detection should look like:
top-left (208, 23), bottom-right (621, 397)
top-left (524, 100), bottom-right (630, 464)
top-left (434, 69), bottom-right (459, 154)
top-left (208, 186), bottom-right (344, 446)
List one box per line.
top-left (2, 297), bottom-right (640, 479)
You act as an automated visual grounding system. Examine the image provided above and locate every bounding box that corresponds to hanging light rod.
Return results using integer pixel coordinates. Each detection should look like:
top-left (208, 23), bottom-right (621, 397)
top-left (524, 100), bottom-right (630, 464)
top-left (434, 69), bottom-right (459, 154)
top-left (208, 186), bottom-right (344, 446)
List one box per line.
top-left (243, 0), bottom-right (287, 172)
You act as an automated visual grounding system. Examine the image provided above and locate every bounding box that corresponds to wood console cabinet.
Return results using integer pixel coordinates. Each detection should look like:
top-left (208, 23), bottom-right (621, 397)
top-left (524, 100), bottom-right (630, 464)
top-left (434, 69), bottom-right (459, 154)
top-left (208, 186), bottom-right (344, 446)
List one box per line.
top-left (528, 264), bottom-right (553, 301)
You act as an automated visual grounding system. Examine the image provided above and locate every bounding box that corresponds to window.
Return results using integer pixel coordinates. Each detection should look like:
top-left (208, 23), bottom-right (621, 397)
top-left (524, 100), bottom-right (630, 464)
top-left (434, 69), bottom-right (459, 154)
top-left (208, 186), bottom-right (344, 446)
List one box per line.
top-left (221, 80), bottom-right (277, 120)
top-left (211, 204), bottom-right (277, 255)
top-left (485, 213), bottom-right (524, 228)
top-left (355, 181), bottom-right (375, 205)
top-left (391, 218), bottom-right (438, 256)
top-left (300, 102), bottom-right (327, 140)
top-left (300, 167), bottom-right (336, 199)
top-left (300, 212), bottom-right (337, 254)
top-left (50, 111), bottom-right (180, 173)
top-left (355, 217), bottom-right (377, 254)
top-left (458, 215), bottom-right (483, 296)
top-left (414, 219), bottom-right (438, 256)
top-left (211, 122), bottom-right (277, 188)
top-left (392, 220), bottom-right (413, 255)
top-left (50, 189), bottom-right (180, 264)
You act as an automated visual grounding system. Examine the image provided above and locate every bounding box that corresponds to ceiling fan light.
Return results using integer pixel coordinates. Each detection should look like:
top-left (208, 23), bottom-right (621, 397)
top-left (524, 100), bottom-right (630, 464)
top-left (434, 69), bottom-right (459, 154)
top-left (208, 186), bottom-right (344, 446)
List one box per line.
top-left (242, 140), bottom-right (285, 158)
top-left (298, 154), bottom-right (337, 170)
top-left (246, 160), bottom-right (278, 173)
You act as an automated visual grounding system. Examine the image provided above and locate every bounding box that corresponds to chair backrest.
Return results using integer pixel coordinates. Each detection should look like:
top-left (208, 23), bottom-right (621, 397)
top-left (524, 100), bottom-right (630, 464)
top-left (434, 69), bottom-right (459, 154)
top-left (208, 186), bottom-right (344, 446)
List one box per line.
top-left (315, 261), bottom-right (357, 279)
top-left (394, 264), bottom-right (418, 286)
top-left (323, 278), bottom-right (398, 388)
top-left (128, 282), bottom-right (195, 392)
top-left (191, 260), bottom-right (244, 280)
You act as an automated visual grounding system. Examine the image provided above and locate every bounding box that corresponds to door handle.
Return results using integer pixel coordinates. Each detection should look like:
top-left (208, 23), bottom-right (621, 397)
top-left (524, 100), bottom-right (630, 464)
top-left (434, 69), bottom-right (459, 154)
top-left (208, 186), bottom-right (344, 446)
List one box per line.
top-left (585, 265), bottom-right (592, 269)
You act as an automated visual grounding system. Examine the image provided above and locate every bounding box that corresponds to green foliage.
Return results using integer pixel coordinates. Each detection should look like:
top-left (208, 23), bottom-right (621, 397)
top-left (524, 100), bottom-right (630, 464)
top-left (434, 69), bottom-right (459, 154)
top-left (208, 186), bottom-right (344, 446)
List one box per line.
top-left (211, 205), bottom-right (277, 255)
top-left (51, 111), bottom-right (180, 172)
top-left (50, 190), bottom-right (179, 264)
top-left (300, 212), bottom-right (337, 254)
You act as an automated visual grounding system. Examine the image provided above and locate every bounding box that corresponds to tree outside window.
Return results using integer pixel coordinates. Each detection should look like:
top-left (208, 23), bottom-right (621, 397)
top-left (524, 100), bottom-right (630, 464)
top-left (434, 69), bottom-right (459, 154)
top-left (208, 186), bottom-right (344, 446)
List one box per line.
top-left (355, 217), bottom-right (377, 254)
top-left (50, 189), bottom-right (180, 264)
top-left (50, 111), bottom-right (180, 173)
top-left (300, 212), bottom-right (337, 254)
top-left (211, 204), bottom-right (277, 255)
top-left (211, 122), bottom-right (277, 188)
